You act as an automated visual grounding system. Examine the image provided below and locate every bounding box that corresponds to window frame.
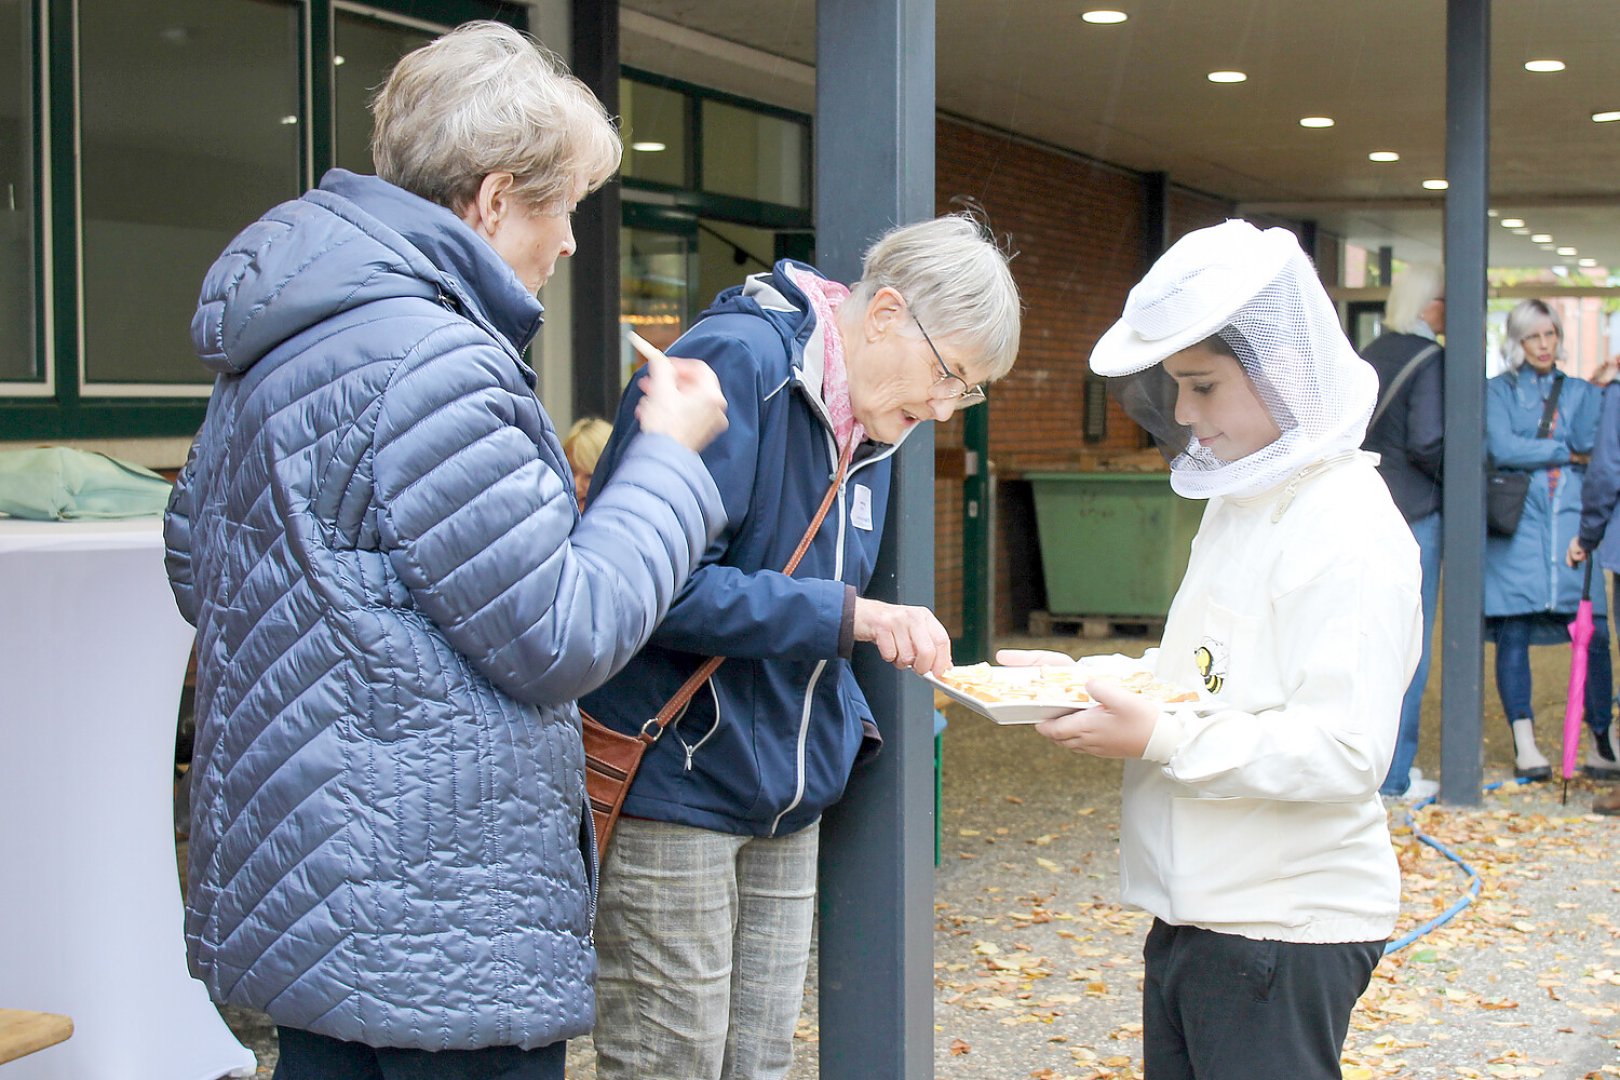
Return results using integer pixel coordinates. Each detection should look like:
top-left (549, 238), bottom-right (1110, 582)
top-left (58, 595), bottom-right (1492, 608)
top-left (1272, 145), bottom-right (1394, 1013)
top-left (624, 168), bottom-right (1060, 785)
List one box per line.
top-left (0, 0), bottom-right (522, 441)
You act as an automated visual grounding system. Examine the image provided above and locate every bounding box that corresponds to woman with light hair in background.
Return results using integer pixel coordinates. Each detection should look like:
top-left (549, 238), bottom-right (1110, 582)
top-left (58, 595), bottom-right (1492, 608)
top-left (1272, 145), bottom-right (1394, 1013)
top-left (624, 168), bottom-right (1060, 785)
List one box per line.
top-left (166, 21), bottom-right (729, 1079)
top-left (1360, 261), bottom-right (1445, 800)
top-left (582, 213), bottom-right (1020, 1080)
top-left (1486, 299), bottom-right (1614, 783)
top-left (563, 415), bottom-right (613, 509)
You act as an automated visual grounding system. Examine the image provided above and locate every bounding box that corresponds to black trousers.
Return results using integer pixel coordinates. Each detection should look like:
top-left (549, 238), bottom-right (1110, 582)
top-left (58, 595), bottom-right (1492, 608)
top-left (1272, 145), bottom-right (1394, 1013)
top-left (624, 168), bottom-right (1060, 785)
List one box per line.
top-left (1142, 919), bottom-right (1384, 1080)
top-left (272, 1026), bottom-right (566, 1080)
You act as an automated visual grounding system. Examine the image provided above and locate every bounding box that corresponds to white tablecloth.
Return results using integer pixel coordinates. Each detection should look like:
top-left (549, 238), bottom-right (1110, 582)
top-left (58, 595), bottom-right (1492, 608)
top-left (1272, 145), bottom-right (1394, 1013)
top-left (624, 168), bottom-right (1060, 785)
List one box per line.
top-left (0, 517), bottom-right (256, 1080)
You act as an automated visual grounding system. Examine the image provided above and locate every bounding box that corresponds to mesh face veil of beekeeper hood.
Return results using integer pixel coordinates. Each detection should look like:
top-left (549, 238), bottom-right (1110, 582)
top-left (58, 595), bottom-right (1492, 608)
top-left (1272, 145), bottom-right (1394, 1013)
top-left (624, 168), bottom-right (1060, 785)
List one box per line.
top-left (1090, 219), bottom-right (1378, 501)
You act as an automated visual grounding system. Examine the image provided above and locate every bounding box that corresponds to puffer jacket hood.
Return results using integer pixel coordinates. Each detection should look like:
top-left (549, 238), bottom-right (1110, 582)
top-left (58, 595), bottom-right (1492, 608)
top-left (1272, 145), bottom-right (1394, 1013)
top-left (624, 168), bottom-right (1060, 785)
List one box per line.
top-left (165, 171), bottom-right (725, 1050)
top-left (191, 169), bottom-right (543, 377)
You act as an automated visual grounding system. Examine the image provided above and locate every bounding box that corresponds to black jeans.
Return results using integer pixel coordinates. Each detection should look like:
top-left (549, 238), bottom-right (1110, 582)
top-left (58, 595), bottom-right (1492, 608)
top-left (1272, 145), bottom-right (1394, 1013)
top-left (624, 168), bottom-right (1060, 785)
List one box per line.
top-left (1142, 919), bottom-right (1384, 1080)
top-left (272, 1027), bottom-right (566, 1080)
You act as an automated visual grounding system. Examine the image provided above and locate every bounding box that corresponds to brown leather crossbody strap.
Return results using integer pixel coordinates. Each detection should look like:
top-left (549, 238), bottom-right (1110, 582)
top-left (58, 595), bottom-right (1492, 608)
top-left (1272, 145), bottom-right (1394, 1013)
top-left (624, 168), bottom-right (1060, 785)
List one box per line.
top-left (641, 437), bottom-right (856, 742)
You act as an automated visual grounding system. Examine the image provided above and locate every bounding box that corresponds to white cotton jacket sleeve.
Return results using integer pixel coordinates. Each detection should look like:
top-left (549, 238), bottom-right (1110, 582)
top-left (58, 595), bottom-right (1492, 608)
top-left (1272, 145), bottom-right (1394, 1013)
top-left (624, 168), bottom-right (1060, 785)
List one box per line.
top-left (1120, 452), bottom-right (1421, 944)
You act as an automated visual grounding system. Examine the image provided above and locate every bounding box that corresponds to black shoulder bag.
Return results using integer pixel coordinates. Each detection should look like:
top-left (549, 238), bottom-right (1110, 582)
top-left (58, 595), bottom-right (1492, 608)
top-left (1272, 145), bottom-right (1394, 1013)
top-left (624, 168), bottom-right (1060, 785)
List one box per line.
top-left (1487, 373), bottom-right (1564, 537)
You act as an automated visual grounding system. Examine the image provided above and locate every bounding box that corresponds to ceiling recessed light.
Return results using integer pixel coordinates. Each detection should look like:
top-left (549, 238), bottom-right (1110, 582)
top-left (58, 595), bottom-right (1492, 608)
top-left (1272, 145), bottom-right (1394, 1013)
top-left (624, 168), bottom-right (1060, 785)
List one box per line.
top-left (1557, 246), bottom-right (1578, 256)
top-left (1368, 150), bottom-right (1400, 162)
top-left (1524, 59), bottom-right (1566, 72)
top-left (1579, 258), bottom-right (1598, 267)
top-left (1207, 70), bottom-right (1247, 83)
top-left (1531, 233), bottom-right (1553, 243)
top-left (630, 141), bottom-right (667, 153)
top-left (1081, 10), bottom-right (1128, 23)
top-left (279, 115), bottom-right (298, 125)
top-left (1512, 228), bottom-right (1531, 235)
top-left (333, 55), bottom-right (346, 66)
top-left (1539, 244), bottom-right (1557, 250)
top-left (1488, 208), bottom-right (1500, 217)
top-left (1299, 116), bottom-right (1334, 128)
top-left (1594, 110), bottom-right (1620, 124)
top-left (1422, 178), bottom-right (1449, 190)
top-left (1501, 218), bottom-right (1526, 228)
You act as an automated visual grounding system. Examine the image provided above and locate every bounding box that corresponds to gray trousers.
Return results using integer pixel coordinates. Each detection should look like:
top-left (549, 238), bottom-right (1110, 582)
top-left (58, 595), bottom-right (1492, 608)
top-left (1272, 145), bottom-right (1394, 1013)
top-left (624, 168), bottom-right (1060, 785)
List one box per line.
top-left (592, 817), bottom-right (819, 1080)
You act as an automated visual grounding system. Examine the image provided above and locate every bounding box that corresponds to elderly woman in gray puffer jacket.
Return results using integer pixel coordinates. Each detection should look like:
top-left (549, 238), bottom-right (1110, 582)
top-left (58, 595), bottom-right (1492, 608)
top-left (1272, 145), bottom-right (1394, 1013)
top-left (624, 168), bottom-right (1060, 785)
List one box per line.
top-left (163, 22), bottom-right (727, 1080)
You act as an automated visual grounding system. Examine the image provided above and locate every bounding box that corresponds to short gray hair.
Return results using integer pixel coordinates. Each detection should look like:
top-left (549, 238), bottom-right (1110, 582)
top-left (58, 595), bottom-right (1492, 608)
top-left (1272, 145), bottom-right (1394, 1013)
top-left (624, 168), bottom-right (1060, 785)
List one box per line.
top-left (371, 21), bottom-right (621, 215)
top-left (847, 214), bottom-right (1022, 381)
top-left (1384, 261), bottom-right (1444, 336)
top-left (1501, 298), bottom-right (1565, 371)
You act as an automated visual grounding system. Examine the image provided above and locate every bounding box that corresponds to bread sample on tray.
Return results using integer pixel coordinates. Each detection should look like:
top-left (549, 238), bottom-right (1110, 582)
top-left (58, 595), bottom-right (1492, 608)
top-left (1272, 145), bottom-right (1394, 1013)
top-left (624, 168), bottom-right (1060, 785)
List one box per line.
top-left (928, 661), bottom-right (1203, 725)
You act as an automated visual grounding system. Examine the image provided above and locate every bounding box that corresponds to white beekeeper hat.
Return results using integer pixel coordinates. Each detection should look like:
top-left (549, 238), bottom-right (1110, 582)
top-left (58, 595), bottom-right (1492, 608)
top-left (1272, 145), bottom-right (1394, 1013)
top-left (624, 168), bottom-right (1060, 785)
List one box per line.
top-left (1091, 218), bottom-right (1377, 500)
top-left (1091, 220), bottom-right (1300, 377)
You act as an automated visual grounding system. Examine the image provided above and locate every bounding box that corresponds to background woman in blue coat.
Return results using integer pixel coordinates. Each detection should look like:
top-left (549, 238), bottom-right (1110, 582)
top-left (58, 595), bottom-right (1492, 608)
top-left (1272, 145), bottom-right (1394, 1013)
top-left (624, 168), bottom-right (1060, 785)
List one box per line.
top-left (1486, 299), bottom-right (1610, 780)
top-left (165, 23), bottom-right (728, 1080)
top-left (583, 215), bottom-right (1021, 1080)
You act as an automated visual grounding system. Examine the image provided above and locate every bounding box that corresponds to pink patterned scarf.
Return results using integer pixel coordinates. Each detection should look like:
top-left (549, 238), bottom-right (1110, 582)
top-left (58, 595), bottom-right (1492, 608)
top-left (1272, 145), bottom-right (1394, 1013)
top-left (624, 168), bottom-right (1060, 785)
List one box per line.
top-left (786, 265), bottom-right (864, 448)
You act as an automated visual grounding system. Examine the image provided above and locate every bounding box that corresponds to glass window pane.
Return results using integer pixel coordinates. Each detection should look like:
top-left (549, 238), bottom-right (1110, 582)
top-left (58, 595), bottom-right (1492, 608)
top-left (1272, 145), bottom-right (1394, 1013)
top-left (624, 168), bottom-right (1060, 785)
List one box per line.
top-left (0, 0), bottom-right (37, 382)
top-left (620, 226), bottom-right (692, 386)
top-left (700, 100), bottom-right (806, 208)
top-left (80, 0), bottom-right (301, 386)
top-left (335, 11), bottom-right (435, 175)
top-left (696, 220), bottom-right (775, 312)
top-left (620, 79), bottom-right (688, 188)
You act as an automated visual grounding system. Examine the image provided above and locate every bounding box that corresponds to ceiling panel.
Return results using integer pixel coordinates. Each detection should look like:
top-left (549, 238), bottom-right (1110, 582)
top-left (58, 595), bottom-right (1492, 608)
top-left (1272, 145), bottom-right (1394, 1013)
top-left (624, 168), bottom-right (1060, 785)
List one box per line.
top-left (623, 0), bottom-right (1620, 269)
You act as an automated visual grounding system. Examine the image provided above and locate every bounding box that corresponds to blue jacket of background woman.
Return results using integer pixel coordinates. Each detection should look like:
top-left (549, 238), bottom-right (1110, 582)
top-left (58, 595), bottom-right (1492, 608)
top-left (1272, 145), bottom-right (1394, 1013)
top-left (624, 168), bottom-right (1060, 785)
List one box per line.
top-left (1485, 367), bottom-right (1606, 621)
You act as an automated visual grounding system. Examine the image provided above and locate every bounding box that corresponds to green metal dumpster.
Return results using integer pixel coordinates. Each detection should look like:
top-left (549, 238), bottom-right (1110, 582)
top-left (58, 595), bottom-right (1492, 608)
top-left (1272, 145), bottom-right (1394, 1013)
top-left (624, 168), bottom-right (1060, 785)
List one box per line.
top-left (1026, 472), bottom-right (1204, 619)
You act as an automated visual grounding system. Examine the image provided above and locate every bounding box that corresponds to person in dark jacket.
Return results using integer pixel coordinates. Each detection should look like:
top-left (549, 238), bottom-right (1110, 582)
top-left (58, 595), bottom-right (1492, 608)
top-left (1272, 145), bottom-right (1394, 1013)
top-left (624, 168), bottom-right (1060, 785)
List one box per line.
top-left (1488, 299), bottom-right (1609, 781)
top-left (1360, 261), bottom-right (1445, 799)
top-left (1564, 370), bottom-right (1620, 785)
top-left (583, 215), bottom-right (1021, 1080)
top-left (164, 23), bottom-right (729, 1080)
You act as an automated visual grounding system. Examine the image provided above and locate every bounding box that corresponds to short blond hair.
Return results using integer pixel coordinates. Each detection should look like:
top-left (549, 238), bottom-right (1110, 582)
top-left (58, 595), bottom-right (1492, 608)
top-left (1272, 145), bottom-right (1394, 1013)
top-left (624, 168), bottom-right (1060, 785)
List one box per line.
top-left (371, 20), bottom-right (621, 215)
top-left (563, 417), bottom-right (613, 476)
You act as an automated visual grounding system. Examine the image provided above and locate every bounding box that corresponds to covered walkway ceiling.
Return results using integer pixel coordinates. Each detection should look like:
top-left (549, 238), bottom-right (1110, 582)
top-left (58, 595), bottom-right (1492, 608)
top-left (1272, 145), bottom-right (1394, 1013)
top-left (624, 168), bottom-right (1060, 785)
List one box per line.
top-left (623, 0), bottom-right (1620, 269)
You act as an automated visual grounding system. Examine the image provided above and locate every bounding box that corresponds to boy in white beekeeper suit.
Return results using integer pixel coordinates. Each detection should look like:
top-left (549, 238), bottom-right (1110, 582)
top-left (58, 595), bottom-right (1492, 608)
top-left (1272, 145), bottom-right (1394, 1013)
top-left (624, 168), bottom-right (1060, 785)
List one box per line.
top-left (1005, 219), bottom-right (1422, 1079)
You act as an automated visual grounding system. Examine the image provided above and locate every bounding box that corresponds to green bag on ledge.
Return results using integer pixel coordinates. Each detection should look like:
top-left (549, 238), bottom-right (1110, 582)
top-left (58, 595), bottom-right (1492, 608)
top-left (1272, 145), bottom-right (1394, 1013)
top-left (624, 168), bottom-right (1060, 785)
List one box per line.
top-left (0, 446), bottom-right (173, 520)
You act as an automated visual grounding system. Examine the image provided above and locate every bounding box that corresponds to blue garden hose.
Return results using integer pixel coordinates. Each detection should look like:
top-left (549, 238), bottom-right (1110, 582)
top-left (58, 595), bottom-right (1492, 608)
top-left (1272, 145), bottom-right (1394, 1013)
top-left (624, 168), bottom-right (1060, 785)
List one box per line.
top-left (1383, 777), bottom-right (1531, 955)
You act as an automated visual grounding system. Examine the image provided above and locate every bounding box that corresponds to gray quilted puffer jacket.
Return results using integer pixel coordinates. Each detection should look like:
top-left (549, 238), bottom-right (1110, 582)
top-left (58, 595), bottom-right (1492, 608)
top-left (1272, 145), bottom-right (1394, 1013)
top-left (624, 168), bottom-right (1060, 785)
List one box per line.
top-left (164, 170), bottom-right (724, 1050)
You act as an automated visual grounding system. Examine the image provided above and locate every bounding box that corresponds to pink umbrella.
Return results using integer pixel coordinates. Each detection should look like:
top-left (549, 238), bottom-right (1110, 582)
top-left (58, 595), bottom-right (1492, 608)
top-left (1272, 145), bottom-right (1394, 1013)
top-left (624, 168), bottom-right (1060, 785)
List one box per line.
top-left (1564, 559), bottom-right (1597, 805)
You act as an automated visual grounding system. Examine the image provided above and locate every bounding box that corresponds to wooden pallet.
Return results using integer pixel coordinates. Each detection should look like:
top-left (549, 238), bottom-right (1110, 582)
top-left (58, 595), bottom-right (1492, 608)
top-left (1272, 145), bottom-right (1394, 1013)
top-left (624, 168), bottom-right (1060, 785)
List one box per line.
top-left (1026, 611), bottom-right (1165, 639)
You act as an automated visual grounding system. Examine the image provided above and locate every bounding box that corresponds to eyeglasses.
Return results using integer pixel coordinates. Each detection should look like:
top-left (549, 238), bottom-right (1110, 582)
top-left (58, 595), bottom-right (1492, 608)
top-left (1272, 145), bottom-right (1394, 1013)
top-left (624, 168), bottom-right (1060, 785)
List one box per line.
top-left (912, 313), bottom-right (988, 408)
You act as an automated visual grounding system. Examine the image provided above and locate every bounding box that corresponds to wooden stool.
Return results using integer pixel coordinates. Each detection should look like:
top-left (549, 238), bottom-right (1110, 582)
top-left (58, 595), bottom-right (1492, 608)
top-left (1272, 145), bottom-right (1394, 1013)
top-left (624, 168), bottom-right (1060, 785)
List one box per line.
top-left (0, 1010), bottom-right (73, 1066)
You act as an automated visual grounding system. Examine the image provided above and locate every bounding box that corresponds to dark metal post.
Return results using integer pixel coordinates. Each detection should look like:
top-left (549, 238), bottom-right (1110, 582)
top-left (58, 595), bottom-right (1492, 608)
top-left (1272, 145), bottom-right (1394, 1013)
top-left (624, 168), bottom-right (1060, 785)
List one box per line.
top-left (1377, 245), bottom-right (1395, 288)
top-left (570, 0), bottom-right (622, 421)
top-left (961, 405), bottom-right (991, 663)
top-left (1440, 0), bottom-right (1488, 806)
top-left (815, 1), bottom-right (936, 1077)
top-left (1142, 170), bottom-right (1169, 268)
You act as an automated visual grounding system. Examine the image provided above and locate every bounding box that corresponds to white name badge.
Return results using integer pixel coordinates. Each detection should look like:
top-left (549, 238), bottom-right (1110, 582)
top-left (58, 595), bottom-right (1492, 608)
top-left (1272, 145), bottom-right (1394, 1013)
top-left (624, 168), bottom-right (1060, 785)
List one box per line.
top-left (850, 484), bottom-right (874, 531)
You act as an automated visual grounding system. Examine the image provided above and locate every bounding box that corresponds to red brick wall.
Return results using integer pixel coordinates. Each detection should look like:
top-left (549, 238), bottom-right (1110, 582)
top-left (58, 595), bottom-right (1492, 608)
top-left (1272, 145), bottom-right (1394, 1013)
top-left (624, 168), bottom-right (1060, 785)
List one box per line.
top-left (933, 118), bottom-right (1152, 637)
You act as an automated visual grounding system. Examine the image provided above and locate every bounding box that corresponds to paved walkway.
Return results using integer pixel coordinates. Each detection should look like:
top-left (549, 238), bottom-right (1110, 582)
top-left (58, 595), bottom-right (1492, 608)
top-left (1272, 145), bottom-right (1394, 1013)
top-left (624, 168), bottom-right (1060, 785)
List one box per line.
top-left (218, 633), bottom-right (1620, 1078)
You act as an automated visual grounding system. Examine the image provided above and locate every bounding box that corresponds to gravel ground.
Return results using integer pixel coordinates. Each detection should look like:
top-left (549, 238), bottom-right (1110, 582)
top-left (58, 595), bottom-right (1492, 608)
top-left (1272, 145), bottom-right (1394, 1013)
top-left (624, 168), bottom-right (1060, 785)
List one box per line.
top-left (211, 631), bottom-right (1620, 1079)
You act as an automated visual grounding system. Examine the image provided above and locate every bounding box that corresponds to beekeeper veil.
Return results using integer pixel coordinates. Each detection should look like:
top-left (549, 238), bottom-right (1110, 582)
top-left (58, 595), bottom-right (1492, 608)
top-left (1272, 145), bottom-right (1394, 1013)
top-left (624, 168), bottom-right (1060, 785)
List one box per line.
top-left (1090, 220), bottom-right (1377, 500)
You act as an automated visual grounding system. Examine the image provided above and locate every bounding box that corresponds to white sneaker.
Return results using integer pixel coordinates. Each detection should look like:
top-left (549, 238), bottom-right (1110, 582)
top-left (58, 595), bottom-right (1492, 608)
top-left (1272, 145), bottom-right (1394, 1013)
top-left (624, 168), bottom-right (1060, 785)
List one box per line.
top-left (1586, 727), bottom-right (1620, 779)
top-left (1512, 718), bottom-right (1551, 781)
top-left (1403, 776), bottom-right (1440, 802)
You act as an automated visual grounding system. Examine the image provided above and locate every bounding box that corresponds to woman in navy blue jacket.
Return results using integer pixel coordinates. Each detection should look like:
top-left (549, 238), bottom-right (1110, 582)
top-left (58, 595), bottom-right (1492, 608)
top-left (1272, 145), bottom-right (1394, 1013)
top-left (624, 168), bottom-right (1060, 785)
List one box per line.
top-left (1486, 299), bottom-right (1610, 781)
top-left (583, 215), bottom-right (1021, 1080)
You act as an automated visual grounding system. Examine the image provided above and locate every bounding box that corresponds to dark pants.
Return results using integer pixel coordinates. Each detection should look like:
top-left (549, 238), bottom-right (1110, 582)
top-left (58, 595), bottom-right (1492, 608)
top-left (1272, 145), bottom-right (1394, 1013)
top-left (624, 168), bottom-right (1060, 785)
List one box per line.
top-left (272, 1027), bottom-right (566, 1080)
top-left (1142, 920), bottom-right (1383, 1080)
top-left (1492, 610), bottom-right (1614, 732)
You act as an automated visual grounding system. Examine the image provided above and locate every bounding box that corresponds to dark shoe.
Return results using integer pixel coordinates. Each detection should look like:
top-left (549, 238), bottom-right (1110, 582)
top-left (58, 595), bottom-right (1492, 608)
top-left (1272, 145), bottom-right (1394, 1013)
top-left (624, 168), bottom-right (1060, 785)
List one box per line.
top-left (1585, 727), bottom-right (1620, 781)
top-left (1594, 789), bottom-right (1620, 815)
